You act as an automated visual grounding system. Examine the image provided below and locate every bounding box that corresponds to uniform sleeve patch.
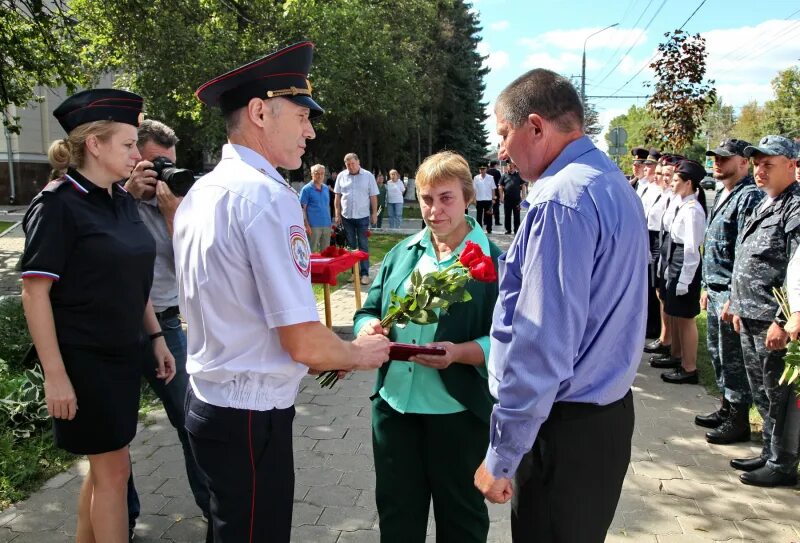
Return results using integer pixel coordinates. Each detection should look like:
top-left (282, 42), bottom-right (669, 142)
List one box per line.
top-left (289, 225), bottom-right (311, 277)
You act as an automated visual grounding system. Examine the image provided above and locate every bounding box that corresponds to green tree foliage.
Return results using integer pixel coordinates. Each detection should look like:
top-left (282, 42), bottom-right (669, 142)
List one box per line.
top-left (702, 98), bottom-right (736, 146)
top-left (762, 66), bottom-right (800, 137)
top-left (0, 0), bottom-right (89, 133)
top-left (70, 0), bottom-right (488, 176)
top-left (583, 100), bottom-right (602, 142)
top-left (606, 105), bottom-right (659, 172)
top-left (645, 30), bottom-right (716, 151)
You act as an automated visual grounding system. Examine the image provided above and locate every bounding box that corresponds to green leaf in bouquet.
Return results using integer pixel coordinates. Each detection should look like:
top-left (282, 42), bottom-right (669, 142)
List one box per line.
top-left (789, 365), bottom-right (800, 385)
top-left (428, 296), bottom-right (448, 309)
top-left (390, 290), bottom-right (403, 305)
top-left (423, 274), bottom-right (438, 287)
top-left (411, 269), bottom-right (422, 287)
top-left (461, 290), bottom-right (473, 302)
top-left (411, 309), bottom-right (439, 325)
top-left (780, 364), bottom-right (792, 385)
top-left (416, 288), bottom-right (432, 310)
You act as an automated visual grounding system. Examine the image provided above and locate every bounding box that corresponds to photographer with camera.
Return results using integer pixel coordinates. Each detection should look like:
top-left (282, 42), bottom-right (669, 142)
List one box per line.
top-left (123, 119), bottom-right (209, 540)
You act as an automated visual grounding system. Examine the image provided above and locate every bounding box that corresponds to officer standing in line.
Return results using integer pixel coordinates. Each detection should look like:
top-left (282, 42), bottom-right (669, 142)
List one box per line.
top-left (694, 139), bottom-right (763, 445)
top-left (174, 42), bottom-right (390, 542)
top-left (641, 149), bottom-right (663, 339)
top-left (630, 146), bottom-right (648, 192)
top-left (123, 120), bottom-right (211, 538)
top-left (727, 136), bottom-right (800, 487)
top-left (649, 155), bottom-right (686, 370)
top-left (486, 159), bottom-right (503, 227)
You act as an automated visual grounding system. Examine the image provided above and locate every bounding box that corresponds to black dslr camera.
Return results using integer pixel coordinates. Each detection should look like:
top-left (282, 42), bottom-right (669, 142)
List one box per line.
top-left (150, 156), bottom-right (195, 197)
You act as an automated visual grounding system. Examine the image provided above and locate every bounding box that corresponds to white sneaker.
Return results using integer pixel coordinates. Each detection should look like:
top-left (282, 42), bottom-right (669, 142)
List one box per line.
top-left (360, 276), bottom-right (370, 285)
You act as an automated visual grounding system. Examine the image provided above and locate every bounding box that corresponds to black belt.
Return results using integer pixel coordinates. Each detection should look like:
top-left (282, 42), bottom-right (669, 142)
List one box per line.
top-left (155, 306), bottom-right (180, 320)
top-left (548, 389), bottom-right (632, 421)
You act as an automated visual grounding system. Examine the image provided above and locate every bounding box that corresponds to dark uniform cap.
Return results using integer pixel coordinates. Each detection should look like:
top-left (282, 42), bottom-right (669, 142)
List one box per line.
top-left (706, 138), bottom-right (750, 158)
top-left (195, 41), bottom-right (324, 118)
top-left (743, 135), bottom-right (798, 159)
top-left (631, 147), bottom-right (649, 162)
top-left (53, 89), bottom-right (143, 134)
top-left (660, 154), bottom-right (684, 166)
top-left (675, 159), bottom-right (706, 183)
top-left (644, 148), bottom-right (661, 164)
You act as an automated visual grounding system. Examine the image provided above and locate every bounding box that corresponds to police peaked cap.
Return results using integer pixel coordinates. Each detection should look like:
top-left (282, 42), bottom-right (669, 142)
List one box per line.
top-left (53, 89), bottom-right (143, 134)
top-left (195, 41), bottom-right (324, 118)
top-left (644, 148), bottom-right (661, 163)
top-left (675, 159), bottom-right (706, 183)
top-left (630, 147), bottom-right (649, 160)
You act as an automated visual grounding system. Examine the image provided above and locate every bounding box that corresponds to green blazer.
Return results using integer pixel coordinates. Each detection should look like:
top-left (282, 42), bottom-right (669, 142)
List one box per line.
top-left (354, 231), bottom-right (501, 424)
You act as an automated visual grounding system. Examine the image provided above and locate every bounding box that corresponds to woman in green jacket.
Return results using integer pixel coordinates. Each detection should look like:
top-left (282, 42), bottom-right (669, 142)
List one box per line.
top-left (355, 151), bottom-right (500, 543)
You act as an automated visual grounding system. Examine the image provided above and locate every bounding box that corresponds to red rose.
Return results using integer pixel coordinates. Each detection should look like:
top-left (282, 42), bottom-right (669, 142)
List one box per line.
top-left (320, 246), bottom-right (339, 257)
top-left (366, 229), bottom-right (372, 238)
top-left (459, 241), bottom-right (484, 268)
top-left (469, 255), bottom-right (497, 283)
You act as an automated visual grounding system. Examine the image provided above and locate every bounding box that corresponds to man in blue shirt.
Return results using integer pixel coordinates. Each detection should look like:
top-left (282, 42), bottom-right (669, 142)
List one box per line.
top-left (474, 69), bottom-right (648, 541)
top-left (300, 163), bottom-right (332, 252)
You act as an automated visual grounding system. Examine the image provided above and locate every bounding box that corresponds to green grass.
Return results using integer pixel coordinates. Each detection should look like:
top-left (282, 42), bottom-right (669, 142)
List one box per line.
top-left (312, 233), bottom-right (407, 302)
top-left (0, 430), bottom-right (74, 509)
top-left (694, 308), bottom-right (764, 432)
top-left (402, 205), bottom-right (422, 219)
top-left (0, 222), bottom-right (14, 234)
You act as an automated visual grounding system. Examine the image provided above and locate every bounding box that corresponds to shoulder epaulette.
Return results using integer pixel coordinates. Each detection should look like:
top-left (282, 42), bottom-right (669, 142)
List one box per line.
top-left (41, 178), bottom-right (68, 193)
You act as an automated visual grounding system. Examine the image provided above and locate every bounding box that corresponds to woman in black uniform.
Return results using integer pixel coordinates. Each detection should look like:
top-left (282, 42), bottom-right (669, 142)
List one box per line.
top-left (20, 89), bottom-right (175, 543)
top-left (661, 159), bottom-right (707, 385)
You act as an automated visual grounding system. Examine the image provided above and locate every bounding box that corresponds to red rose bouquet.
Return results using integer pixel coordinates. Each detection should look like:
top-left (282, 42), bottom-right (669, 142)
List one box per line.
top-left (317, 241), bottom-right (497, 387)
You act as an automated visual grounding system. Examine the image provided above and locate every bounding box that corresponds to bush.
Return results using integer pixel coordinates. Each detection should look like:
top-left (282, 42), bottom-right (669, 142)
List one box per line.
top-left (0, 297), bottom-right (33, 373)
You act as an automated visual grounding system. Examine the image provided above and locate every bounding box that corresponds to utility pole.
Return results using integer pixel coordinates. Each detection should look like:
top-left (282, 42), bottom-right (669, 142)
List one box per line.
top-left (581, 23), bottom-right (619, 104)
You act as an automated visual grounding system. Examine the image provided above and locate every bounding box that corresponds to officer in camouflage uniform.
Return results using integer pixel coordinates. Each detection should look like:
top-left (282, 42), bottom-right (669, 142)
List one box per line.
top-left (728, 135), bottom-right (800, 488)
top-left (695, 139), bottom-right (764, 444)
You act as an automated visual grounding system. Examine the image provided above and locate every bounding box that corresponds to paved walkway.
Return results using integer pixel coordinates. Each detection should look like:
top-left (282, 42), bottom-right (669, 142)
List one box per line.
top-left (1, 223), bottom-right (799, 542)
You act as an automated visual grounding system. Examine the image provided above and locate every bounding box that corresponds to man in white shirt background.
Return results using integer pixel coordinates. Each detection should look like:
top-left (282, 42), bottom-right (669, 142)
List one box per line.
top-left (334, 152), bottom-right (379, 285)
top-left (472, 165), bottom-right (496, 234)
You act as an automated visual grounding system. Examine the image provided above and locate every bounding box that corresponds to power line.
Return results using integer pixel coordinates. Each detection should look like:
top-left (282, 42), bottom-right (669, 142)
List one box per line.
top-left (595, 0), bottom-right (655, 81)
top-left (594, 0), bottom-right (664, 87)
top-left (595, 0), bottom-right (708, 105)
top-left (714, 8), bottom-right (800, 64)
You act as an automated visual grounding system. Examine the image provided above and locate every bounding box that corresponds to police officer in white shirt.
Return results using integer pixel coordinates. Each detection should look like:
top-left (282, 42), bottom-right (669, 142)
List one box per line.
top-left (472, 165), bottom-right (496, 233)
top-left (175, 42), bottom-right (390, 543)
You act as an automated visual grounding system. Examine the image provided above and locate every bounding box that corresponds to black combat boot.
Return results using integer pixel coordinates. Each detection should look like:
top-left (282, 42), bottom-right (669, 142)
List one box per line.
top-left (706, 402), bottom-right (750, 444)
top-left (695, 397), bottom-right (729, 429)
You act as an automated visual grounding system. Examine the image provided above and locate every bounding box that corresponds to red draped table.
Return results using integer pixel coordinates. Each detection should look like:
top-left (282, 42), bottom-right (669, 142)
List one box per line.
top-left (310, 249), bottom-right (369, 329)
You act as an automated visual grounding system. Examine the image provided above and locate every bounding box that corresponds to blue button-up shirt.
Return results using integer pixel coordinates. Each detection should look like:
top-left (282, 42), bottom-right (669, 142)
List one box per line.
top-left (486, 136), bottom-right (648, 478)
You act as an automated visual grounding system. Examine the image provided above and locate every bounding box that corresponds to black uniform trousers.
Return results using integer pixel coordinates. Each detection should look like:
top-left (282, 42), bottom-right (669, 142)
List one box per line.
top-left (475, 200), bottom-right (493, 233)
top-left (504, 199), bottom-right (521, 234)
top-left (185, 389), bottom-right (295, 543)
top-left (646, 230), bottom-right (662, 338)
top-left (511, 390), bottom-right (634, 543)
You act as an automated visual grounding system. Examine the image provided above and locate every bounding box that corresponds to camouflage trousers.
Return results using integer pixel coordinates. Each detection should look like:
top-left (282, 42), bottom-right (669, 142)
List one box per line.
top-left (739, 317), bottom-right (800, 473)
top-left (706, 289), bottom-right (752, 404)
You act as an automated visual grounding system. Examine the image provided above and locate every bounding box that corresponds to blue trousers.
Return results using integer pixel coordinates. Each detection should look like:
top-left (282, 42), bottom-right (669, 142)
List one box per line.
top-left (128, 314), bottom-right (211, 528)
top-left (343, 216), bottom-right (371, 276)
top-left (706, 289), bottom-right (752, 404)
top-left (387, 203), bottom-right (403, 229)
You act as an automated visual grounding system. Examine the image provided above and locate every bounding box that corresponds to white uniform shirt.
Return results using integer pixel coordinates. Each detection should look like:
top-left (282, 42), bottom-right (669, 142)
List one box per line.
top-left (334, 168), bottom-right (379, 219)
top-left (173, 144), bottom-right (319, 411)
top-left (669, 194), bottom-right (706, 288)
top-left (646, 186), bottom-right (670, 232)
top-left (472, 174), bottom-right (495, 201)
top-left (636, 178), bottom-right (651, 200)
top-left (640, 179), bottom-right (661, 217)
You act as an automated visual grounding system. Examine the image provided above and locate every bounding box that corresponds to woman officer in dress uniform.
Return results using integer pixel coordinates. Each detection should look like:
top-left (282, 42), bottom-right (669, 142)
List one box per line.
top-left (20, 89), bottom-right (175, 543)
top-left (660, 159), bottom-right (708, 385)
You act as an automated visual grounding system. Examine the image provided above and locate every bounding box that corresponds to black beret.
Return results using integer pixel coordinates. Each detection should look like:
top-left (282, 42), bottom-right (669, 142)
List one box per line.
top-left (675, 159), bottom-right (706, 183)
top-left (53, 89), bottom-right (143, 134)
top-left (195, 41), bottom-right (324, 118)
top-left (630, 147), bottom-right (649, 160)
